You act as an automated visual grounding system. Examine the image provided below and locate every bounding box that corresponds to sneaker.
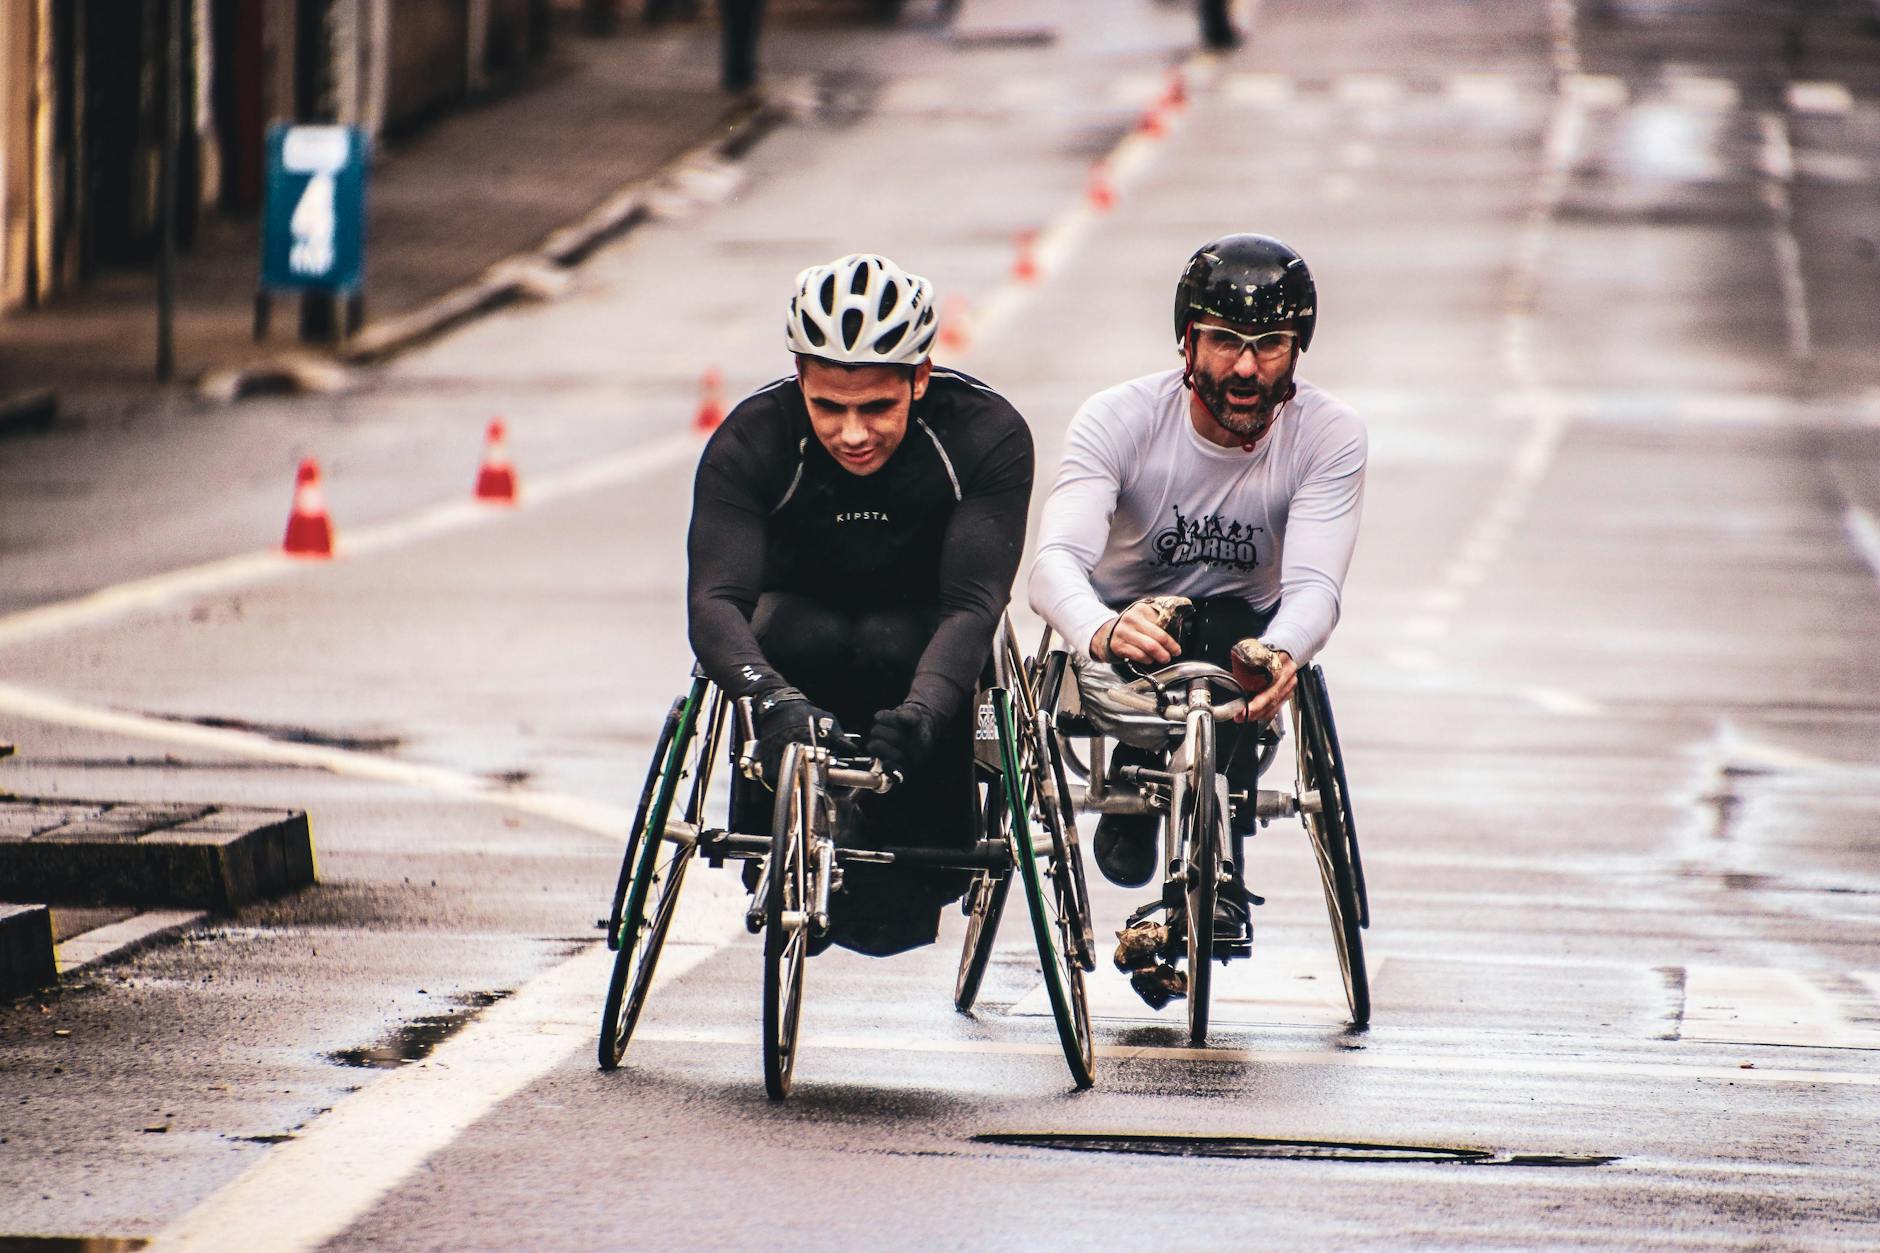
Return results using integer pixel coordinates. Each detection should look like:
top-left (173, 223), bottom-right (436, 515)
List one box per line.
top-left (1093, 811), bottom-right (1159, 887)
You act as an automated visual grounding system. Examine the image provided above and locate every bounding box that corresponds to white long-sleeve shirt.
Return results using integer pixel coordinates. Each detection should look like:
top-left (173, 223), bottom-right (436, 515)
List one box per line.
top-left (1029, 367), bottom-right (1366, 663)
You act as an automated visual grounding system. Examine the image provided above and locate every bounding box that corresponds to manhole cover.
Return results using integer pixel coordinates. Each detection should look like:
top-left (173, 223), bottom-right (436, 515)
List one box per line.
top-left (973, 1132), bottom-right (1615, 1167)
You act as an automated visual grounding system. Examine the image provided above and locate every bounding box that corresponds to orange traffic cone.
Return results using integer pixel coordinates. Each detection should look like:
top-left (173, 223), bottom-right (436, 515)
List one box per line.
top-left (1163, 69), bottom-right (1188, 111)
top-left (694, 368), bottom-right (725, 432)
top-left (474, 419), bottom-right (519, 503)
top-left (938, 295), bottom-right (972, 355)
top-left (1012, 231), bottom-right (1039, 283)
top-left (1087, 162), bottom-right (1116, 212)
top-left (1139, 105), bottom-right (1168, 138)
top-left (282, 458), bottom-right (334, 558)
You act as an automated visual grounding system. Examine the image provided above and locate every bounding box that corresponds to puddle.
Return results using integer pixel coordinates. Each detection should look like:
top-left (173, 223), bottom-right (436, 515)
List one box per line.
top-left (973, 1132), bottom-right (1616, 1167)
top-left (329, 992), bottom-right (509, 1069)
top-left (147, 713), bottom-right (402, 754)
top-left (0, 1240), bottom-right (148, 1252)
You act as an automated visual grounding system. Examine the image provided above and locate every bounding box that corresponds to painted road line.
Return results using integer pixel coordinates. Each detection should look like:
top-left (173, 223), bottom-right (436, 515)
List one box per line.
top-left (0, 682), bottom-right (633, 840)
top-left (1567, 73), bottom-right (1627, 109)
top-left (1011, 943), bottom-right (1355, 1027)
top-left (963, 46), bottom-right (1212, 351)
top-left (1841, 502), bottom-right (1880, 590)
top-left (1335, 74), bottom-right (1402, 106)
top-left (55, 909), bottom-right (207, 975)
top-left (149, 898), bottom-right (744, 1253)
top-left (1667, 75), bottom-right (1740, 111)
top-left (629, 1026), bottom-right (1880, 1087)
top-left (1758, 111), bottom-right (1812, 361)
top-left (0, 431), bottom-right (699, 654)
top-left (1788, 81), bottom-right (1853, 115)
top-left (1223, 72), bottom-right (1292, 106)
top-left (1446, 73), bottom-right (1520, 109)
top-left (1682, 966), bottom-right (1880, 1050)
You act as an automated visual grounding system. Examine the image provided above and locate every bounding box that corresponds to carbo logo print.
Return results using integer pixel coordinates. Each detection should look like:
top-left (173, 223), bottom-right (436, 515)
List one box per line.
top-left (1153, 506), bottom-right (1262, 570)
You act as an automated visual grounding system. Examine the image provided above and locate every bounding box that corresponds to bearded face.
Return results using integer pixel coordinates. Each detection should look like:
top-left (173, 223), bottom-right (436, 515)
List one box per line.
top-left (1185, 322), bottom-right (1299, 444)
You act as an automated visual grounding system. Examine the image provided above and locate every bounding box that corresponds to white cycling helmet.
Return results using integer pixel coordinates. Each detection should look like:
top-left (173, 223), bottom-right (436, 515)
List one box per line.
top-left (786, 253), bottom-right (938, 366)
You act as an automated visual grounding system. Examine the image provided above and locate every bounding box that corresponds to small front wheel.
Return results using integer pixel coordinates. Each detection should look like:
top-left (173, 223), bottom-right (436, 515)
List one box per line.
top-left (1183, 713), bottom-right (1218, 1048)
top-left (955, 781), bottom-right (1013, 1012)
top-left (763, 743), bottom-right (814, 1099)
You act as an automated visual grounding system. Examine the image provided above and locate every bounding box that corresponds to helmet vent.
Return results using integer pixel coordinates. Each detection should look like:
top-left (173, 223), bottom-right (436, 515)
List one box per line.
top-left (841, 308), bottom-right (865, 350)
top-left (873, 322), bottom-right (907, 355)
top-left (850, 263), bottom-right (872, 296)
top-left (801, 315), bottom-right (826, 348)
top-left (877, 281), bottom-right (899, 320)
top-left (818, 274), bottom-right (837, 315)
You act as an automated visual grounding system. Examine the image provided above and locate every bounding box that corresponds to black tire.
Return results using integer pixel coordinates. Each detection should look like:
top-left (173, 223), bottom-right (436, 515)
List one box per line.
top-left (763, 744), bottom-right (813, 1099)
top-left (1307, 667), bottom-right (1368, 928)
top-left (999, 688), bottom-right (1095, 1088)
top-left (1040, 710), bottom-right (1095, 969)
top-left (1184, 712), bottom-right (1218, 1048)
top-left (955, 782), bottom-right (1013, 1012)
top-left (1296, 672), bottom-right (1370, 1027)
top-left (599, 680), bottom-right (707, 1070)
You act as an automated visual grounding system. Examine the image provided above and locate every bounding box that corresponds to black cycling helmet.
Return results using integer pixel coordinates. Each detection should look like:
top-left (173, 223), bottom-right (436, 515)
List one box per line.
top-left (1173, 234), bottom-right (1316, 352)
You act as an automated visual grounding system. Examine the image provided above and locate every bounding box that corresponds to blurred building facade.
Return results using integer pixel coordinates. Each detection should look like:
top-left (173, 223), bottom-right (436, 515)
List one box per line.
top-left (0, 0), bottom-right (552, 316)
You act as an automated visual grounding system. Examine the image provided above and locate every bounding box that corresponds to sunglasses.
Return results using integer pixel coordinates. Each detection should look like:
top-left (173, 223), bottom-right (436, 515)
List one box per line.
top-left (1193, 325), bottom-right (1298, 362)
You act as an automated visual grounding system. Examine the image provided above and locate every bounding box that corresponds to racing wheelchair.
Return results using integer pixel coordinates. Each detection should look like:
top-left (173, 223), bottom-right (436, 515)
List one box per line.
top-left (1038, 632), bottom-right (1369, 1046)
top-left (597, 618), bottom-right (1096, 1096)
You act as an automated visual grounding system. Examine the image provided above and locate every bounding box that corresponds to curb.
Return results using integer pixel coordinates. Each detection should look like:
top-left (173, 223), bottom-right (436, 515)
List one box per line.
top-left (0, 903), bottom-right (57, 998)
top-left (198, 95), bottom-right (788, 401)
top-left (0, 388), bottom-right (58, 438)
top-left (0, 798), bottom-right (318, 912)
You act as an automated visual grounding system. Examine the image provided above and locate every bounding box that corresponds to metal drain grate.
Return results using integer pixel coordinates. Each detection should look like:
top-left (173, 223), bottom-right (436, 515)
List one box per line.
top-left (973, 1132), bottom-right (1616, 1167)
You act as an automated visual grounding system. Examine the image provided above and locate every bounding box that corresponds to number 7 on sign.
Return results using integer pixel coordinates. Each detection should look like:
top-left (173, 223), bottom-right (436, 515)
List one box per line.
top-left (289, 173), bottom-right (337, 278)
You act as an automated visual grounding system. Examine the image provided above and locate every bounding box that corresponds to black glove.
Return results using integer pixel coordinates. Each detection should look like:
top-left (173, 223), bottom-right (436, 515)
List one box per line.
top-left (865, 701), bottom-right (942, 779)
top-left (755, 688), bottom-right (848, 784)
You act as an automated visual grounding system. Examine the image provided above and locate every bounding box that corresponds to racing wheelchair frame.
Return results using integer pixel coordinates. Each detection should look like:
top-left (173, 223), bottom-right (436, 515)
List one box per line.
top-left (1038, 632), bottom-right (1370, 1045)
top-left (597, 618), bottom-right (1096, 1096)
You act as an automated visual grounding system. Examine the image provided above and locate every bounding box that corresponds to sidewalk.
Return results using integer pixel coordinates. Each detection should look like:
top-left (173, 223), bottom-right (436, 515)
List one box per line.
top-left (0, 24), bottom-right (784, 421)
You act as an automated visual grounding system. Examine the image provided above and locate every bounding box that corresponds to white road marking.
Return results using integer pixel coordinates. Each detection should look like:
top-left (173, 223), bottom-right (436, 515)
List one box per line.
top-left (1844, 505), bottom-right (1880, 589)
top-left (1682, 966), bottom-right (1880, 1050)
top-left (629, 1026), bottom-right (1880, 1088)
top-left (1011, 944), bottom-right (1356, 1027)
top-left (1758, 111), bottom-right (1813, 361)
top-left (1567, 73), bottom-right (1627, 109)
top-left (0, 431), bottom-right (700, 653)
top-left (1788, 81), bottom-right (1854, 115)
top-left (55, 910), bottom-right (207, 974)
top-left (1667, 75), bottom-right (1740, 111)
top-left (1446, 73), bottom-right (1520, 109)
top-left (1335, 74), bottom-right (1401, 106)
top-left (0, 682), bottom-right (635, 839)
top-left (1517, 686), bottom-right (1602, 717)
top-left (1222, 72), bottom-right (1292, 105)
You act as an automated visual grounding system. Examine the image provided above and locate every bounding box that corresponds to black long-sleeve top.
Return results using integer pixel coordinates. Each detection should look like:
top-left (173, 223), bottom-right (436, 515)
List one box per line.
top-left (686, 367), bottom-right (1035, 722)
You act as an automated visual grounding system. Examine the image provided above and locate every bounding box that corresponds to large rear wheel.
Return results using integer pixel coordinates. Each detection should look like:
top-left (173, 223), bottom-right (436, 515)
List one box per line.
top-left (599, 679), bottom-right (708, 1071)
top-left (763, 744), bottom-right (813, 1099)
top-left (999, 688), bottom-right (1095, 1088)
top-left (1295, 669), bottom-right (1370, 1027)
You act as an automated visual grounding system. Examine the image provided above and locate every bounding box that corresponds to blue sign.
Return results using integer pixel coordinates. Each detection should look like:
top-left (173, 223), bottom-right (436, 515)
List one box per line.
top-left (261, 124), bottom-right (367, 293)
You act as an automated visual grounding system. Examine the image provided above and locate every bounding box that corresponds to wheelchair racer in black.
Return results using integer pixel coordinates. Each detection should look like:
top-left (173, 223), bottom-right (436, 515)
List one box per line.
top-left (687, 252), bottom-right (1034, 957)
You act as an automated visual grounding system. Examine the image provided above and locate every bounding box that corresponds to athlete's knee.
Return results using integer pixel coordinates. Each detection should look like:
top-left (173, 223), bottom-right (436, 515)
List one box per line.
top-left (753, 592), bottom-right (852, 674)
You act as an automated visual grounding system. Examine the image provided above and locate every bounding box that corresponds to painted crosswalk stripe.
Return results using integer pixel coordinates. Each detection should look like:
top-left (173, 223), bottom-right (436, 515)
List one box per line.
top-left (1682, 965), bottom-right (1880, 1049)
top-left (1567, 74), bottom-right (1628, 108)
top-left (1789, 80), bottom-right (1854, 114)
top-left (1446, 73), bottom-right (1520, 108)
top-left (1668, 75), bottom-right (1740, 110)
top-left (1223, 72), bottom-right (1292, 105)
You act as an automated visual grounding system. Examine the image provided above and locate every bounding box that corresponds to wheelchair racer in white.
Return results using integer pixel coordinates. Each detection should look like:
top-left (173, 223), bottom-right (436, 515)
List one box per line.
top-left (1028, 233), bottom-right (1367, 1008)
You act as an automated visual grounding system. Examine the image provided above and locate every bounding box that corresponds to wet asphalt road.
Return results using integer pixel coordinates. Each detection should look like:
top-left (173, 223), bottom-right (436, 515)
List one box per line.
top-left (4, 0), bottom-right (1880, 1247)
